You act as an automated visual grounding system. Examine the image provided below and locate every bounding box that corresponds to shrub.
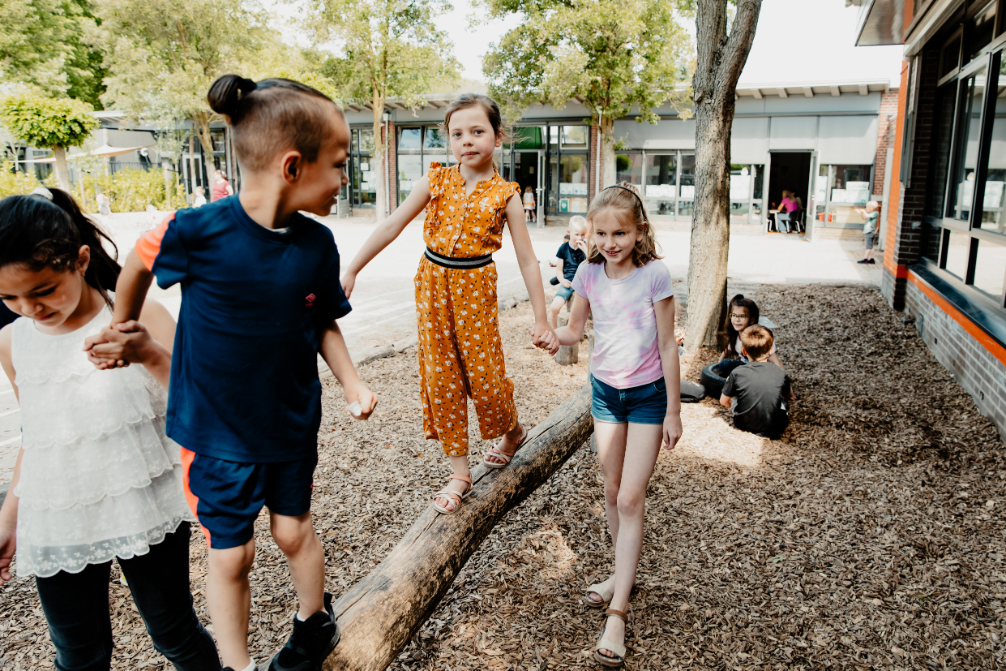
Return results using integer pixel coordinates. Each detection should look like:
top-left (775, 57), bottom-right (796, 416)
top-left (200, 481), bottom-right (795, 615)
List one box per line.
top-left (80, 168), bottom-right (185, 213)
top-left (0, 161), bottom-right (43, 198)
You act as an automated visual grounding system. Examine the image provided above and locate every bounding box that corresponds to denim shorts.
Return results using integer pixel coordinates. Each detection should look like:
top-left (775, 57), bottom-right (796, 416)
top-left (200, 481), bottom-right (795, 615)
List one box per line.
top-left (555, 284), bottom-right (574, 301)
top-left (590, 375), bottom-right (668, 424)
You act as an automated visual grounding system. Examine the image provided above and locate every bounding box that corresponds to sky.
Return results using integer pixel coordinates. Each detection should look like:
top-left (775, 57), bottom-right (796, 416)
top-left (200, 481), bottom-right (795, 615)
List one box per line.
top-left (272, 0), bottom-right (906, 86)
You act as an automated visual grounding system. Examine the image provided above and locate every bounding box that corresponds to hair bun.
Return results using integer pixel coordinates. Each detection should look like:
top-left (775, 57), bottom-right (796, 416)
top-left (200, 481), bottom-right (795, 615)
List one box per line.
top-left (208, 74), bottom-right (257, 119)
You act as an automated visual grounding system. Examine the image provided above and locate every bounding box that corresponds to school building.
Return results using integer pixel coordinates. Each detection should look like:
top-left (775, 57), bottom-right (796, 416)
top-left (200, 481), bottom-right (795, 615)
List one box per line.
top-left (340, 82), bottom-right (900, 235)
top-left (855, 0), bottom-right (1006, 438)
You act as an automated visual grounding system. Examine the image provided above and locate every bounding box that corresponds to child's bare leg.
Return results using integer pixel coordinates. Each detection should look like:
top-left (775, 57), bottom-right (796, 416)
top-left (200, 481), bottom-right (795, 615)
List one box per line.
top-left (548, 295), bottom-right (565, 329)
top-left (587, 420), bottom-right (627, 604)
top-left (599, 422), bottom-right (662, 659)
top-left (434, 454), bottom-right (472, 512)
top-left (270, 511), bottom-right (325, 619)
top-left (207, 540), bottom-right (256, 669)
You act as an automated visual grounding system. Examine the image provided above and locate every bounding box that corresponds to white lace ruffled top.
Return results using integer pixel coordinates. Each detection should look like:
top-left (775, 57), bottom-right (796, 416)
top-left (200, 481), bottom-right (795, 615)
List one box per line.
top-left (11, 303), bottom-right (194, 578)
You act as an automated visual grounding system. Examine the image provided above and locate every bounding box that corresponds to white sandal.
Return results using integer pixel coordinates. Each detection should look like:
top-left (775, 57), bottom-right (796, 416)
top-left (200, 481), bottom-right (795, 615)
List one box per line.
top-left (593, 609), bottom-right (628, 667)
top-left (483, 424), bottom-right (527, 469)
top-left (583, 580), bottom-right (614, 608)
top-left (432, 473), bottom-right (473, 515)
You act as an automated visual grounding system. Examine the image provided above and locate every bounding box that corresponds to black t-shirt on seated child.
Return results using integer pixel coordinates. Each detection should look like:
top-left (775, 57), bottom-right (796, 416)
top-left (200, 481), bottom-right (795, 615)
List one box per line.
top-left (556, 242), bottom-right (586, 282)
top-left (722, 362), bottom-right (791, 437)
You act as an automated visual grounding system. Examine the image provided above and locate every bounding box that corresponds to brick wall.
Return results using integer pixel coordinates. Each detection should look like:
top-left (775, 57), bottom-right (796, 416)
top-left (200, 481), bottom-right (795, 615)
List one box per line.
top-left (906, 279), bottom-right (1006, 439)
top-left (873, 89), bottom-right (901, 195)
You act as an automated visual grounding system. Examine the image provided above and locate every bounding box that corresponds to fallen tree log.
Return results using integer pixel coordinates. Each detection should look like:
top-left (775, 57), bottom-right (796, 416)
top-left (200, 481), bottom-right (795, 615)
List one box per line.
top-left (323, 384), bottom-right (593, 671)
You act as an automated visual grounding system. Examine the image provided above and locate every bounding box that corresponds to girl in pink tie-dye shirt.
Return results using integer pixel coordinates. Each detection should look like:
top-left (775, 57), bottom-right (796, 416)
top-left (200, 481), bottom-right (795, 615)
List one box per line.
top-left (553, 182), bottom-right (682, 668)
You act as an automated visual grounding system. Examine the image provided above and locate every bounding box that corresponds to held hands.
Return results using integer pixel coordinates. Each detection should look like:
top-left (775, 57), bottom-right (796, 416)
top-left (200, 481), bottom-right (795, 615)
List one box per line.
top-left (345, 383), bottom-right (378, 420)
top-left (530, 320), bottom-right (559, 355)
top-left (662, 412), bottom-right (683, 451)
top-left (83, 321), bottom-right (161, 370)
top-left (560, 278), bottom-right (572, 289)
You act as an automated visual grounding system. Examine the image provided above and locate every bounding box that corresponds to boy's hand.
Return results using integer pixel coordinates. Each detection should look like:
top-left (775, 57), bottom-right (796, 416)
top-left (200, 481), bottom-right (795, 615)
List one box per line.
top-left (83, 322), bottom-right (158, 370)
top-left (560, 278), bottom-right (572, 288)
top-left (662, 412), bottom-right (683, 450)
top-left (530, 321), bottom-right (559, 355)
top-left (0, 524), bottom-right (15, 586)
top-left (341, 272), bottom-right (357, 299)
top-left (344, 383), bottom-right (377, 420)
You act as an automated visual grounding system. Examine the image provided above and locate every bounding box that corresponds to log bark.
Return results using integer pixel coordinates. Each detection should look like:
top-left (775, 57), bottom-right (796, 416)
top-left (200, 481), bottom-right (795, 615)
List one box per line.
top-left (685, 0), bottom-right (762, 350)
top-left (322, 385), bottom-right (594, 671)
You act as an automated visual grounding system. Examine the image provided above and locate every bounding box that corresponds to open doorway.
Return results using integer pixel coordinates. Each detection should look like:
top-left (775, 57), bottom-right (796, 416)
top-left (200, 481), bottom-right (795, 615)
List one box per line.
top-left (768, 152), bottom-right (812, 230)
top-left (513, 151), bottom-right (542, 225)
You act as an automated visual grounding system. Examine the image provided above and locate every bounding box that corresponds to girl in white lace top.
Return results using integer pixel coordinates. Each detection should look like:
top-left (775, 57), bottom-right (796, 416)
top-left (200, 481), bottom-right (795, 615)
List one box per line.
top-left (0, 188), bottom-right (220, 670)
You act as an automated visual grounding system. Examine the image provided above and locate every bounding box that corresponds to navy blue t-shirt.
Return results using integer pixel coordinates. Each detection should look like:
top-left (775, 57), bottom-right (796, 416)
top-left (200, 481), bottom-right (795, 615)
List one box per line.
top-left (137, 196), bottom-right (351, 463)
top-left (556, 241), bottom-right (586, 282)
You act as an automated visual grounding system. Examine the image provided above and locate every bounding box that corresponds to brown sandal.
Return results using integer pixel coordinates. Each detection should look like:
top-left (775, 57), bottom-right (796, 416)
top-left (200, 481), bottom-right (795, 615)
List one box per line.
top-left (432, 473), bottom-right (473, 515)
top-left (483, 424), bottom-right (527, 469)
top-left (593, 608), bottom-right (628, 667)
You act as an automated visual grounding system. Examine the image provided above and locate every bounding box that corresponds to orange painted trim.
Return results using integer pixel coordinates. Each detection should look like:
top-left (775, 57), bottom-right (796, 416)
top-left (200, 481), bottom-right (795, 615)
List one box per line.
top-left (884, 63), bottom-right (910, 275)
top-left (908, 270), bottom-right (1006, 367)
top-left (180, 447), bottom-right (212, 546)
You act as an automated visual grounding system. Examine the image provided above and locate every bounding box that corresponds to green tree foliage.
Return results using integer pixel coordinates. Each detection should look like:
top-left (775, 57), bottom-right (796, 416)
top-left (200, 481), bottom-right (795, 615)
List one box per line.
top-left (0, 161), bottom-right (43, 198)
top-left (97, 0), bottom-right (272, 194)
top-left (482, 0), bottom-right (692, 186)
top-left (0, 0), bottom-right (107, 106)
top-left (0, 94), bottom-right (99, 190)
top-left (305, 0), bottom-right (459, 216)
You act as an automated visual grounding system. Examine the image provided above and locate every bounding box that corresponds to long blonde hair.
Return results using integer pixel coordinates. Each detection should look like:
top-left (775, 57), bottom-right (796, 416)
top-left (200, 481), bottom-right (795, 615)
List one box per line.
top-left (586, 182), bottom-right (662, 267)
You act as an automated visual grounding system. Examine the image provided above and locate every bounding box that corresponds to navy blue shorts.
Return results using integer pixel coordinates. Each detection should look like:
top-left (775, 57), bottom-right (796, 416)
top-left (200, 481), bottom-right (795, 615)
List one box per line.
top-left (181, 448), bottom-right (317, 549)
top-left (555, 285), bottom-right (574, 301)
top-left (590, 375), bottom-right (668, 425)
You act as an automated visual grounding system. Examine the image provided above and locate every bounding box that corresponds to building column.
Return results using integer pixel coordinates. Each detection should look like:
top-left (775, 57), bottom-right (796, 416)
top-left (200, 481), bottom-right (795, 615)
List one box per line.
top-left (882, 50), bottom-right (937, 310)
top-left (589, 122), bottom-right (599, 203)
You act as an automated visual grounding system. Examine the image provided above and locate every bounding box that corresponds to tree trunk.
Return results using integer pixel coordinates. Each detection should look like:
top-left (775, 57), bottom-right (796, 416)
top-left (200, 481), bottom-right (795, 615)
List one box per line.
top-left (188, 131), bottom-right (198, 198)
top-left (321, 385), bottom-right (594, 671)
top-left (372, 90), bottom-right (386, 219)
top-left (599, 115), bottom-right (616, 189)
top-left (195, 113), bottom-right (217, 200)
top-left (685, 0), bottom-right (762, 351)
top-left (53, 146), bottom-right (71, 191)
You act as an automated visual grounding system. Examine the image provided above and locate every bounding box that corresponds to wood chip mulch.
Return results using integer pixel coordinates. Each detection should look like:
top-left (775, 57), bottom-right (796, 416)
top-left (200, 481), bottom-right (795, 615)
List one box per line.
top-left (2, 284), bottom-right (1004, 671)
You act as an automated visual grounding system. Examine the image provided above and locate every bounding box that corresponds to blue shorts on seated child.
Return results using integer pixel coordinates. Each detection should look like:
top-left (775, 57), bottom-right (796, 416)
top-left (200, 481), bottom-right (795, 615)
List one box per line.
top-left (590, 374), bottom-right (667, 424)
top-left (555, 284), bottom-right (574, 301)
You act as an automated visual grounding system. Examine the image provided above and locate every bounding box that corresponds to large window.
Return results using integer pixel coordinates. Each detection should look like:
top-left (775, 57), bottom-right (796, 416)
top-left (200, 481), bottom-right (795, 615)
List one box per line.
top-left (922, 6), bottom-right (1006, 315)
top-left (351, 129), bottom-right (376, 208)
top-left (396, 126), bottom-right (457, 205)
top-left (814, 163), bottom-right (874, 225)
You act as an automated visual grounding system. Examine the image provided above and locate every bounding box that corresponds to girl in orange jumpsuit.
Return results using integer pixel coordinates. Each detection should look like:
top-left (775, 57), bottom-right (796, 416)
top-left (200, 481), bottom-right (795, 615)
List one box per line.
top-left (342, 94), bottom-right (557, 514)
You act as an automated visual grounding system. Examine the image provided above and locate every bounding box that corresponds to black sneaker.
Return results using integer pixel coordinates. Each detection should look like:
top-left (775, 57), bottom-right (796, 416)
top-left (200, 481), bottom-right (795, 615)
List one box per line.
top-left (867, 258), bottom-right (876, 264)
top-left (857, 259), bottom-right (869, 264)
top-left (269, 592), bottom-right (340, 671)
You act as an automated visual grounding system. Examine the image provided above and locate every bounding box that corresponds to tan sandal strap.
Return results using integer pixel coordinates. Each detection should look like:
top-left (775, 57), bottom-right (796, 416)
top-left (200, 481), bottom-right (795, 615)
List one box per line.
top-left (449, 473), bottom-right (472, 485)
top-left (605, 608), bottom-right (628, 622)
top-left (435, 489), bottom-right (461, 505)
top-left (492, 425), bottom-right (527, 457)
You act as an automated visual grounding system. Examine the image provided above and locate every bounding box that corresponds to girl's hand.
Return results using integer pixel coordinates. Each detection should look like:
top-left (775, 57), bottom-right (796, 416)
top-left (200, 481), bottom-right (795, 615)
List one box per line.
top-left (84, 321), bottom-right (159, 369)
top-left (344, 383), bottom-right (377, 420)
top-left (662, 412), bottom-right (683, 450)
top-left (530, 322), bottom-right (559, 355)
top-left (341, 272), bottom-right (357, 300)
top-left (560, 278), bottom-right (572, 288)
top-left (0, 524), bottom-right (15, 586)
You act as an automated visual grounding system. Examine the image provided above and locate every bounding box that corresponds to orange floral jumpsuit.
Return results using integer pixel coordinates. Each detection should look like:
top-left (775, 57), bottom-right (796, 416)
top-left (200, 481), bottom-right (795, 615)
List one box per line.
top-left (415, 163), bottom-right (521, 456)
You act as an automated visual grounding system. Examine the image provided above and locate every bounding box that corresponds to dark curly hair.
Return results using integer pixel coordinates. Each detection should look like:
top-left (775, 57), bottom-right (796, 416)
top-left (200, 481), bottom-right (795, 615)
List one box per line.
top-left (0, 189), bottom-right (120, 308)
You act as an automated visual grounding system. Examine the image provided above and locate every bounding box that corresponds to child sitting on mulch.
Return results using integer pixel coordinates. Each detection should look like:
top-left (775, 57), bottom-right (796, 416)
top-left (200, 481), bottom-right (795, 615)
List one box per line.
top-left (720, 324), bottom-right (793, 438)
top-left (717, 294), bottom-right (783, 379)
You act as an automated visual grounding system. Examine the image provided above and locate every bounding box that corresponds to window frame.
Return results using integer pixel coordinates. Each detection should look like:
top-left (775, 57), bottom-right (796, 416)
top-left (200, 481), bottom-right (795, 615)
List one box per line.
top-left (920, 32), bottom-right (1006, 315)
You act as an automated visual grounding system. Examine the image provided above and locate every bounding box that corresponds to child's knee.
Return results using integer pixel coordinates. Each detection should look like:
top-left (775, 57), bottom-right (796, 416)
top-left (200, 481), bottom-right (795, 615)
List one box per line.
top-left (271, 514), bottom-right (316, 556)
top-left (209, 541), bottom-right (255, 578)
top-left (603, 482), bottom-right (620, 506)
top-left (616, 489), bottom-right (645, 517)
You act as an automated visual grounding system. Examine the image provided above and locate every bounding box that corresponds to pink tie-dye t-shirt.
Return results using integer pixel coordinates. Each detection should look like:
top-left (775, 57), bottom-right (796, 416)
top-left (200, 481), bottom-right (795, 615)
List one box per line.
top-left (571, 260), bottom-right (674, 389)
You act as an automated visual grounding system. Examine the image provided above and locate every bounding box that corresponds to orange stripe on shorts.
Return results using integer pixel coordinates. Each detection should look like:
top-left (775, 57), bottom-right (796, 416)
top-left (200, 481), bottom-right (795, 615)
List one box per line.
top-left (179, 446), bottom-right (211, 546)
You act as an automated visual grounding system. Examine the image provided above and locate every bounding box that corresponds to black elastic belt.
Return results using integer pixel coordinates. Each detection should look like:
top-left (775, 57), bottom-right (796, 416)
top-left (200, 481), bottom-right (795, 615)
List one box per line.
top-left (424, 248), bottom-right (493, 269)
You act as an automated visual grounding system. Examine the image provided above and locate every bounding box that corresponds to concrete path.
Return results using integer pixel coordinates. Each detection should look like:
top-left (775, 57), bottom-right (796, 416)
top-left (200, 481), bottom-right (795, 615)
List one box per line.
top-left (0, 213), bottom-right (880, 483)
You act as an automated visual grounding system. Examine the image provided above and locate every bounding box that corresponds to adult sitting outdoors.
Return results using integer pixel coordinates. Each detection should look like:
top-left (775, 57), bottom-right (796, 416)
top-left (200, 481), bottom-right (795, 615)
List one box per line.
top-left (770, 189), bottom-right (798, 233)
top-left (856, 201), bottom-right (880, 264)
top-left (211, 169), bottom-right (233, 201)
